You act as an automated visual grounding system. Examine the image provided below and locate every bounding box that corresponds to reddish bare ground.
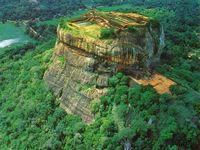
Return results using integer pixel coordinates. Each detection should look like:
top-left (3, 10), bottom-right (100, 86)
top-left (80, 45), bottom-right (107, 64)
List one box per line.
top-left (130, 73), bottom-right (176, 94)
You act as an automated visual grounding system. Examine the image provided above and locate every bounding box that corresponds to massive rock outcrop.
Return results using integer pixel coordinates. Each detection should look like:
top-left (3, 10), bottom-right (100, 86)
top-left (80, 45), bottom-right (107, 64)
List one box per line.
top-left (44, 11), bottom-right (165, 122)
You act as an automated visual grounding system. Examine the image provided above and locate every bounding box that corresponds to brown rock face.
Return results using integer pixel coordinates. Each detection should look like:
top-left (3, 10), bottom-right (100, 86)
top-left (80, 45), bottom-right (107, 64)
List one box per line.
top-left (44, 42), bottom-right (113, 122)
top-left (44, 11), bottom-right (165, 122)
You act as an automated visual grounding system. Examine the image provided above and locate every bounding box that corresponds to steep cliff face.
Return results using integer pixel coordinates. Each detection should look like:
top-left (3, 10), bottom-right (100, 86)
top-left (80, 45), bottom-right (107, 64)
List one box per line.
top-left (44, 42), bottom-right (111, 122)
top-left (44, 11), bottom-right (165, 122)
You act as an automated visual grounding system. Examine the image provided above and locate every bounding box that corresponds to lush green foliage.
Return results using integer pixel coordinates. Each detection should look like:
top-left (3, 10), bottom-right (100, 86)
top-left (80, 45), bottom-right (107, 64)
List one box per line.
top-left (0, 0), bottom-right (85, 21)
top-left (26, 22), bottom-right (57, 42)
top-left (127, 26), bottom-right (139, 33)
top-left (0, 40), bottom-right (85, 149)
top-left (100, 28), bottom-right (116, 39)
top-left (81, 73), bottom-right (199, 149)
top-left (0, 0), bottom-right (200, 149)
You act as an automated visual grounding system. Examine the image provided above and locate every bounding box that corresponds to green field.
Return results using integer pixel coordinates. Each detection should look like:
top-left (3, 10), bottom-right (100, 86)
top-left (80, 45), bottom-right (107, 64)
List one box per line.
top-left (0, 22), bottom-right (33, 54)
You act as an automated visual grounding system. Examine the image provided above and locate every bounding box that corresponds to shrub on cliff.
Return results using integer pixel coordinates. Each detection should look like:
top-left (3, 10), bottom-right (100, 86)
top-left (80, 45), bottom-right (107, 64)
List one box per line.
top-left (100, 28), bottom-right (117, 39)
top-left (127, 26), bottom-right (139, 33)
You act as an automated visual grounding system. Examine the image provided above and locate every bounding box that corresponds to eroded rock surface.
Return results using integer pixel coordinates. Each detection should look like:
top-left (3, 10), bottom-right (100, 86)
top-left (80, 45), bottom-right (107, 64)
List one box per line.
top-left (44, 11), bottom-right (165, 122)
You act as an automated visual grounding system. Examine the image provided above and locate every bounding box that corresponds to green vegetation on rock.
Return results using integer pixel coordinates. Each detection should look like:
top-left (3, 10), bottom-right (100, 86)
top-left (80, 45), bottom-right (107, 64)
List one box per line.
top-left (100, 28), bottom-right (117, 39)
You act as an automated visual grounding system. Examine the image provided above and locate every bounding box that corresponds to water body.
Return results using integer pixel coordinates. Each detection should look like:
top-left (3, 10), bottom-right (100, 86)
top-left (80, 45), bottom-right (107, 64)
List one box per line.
top-left (0, 38), bottom-right (20, 48)
top-left (0, 22), bottom-right (34, 55)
